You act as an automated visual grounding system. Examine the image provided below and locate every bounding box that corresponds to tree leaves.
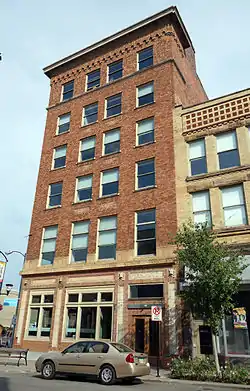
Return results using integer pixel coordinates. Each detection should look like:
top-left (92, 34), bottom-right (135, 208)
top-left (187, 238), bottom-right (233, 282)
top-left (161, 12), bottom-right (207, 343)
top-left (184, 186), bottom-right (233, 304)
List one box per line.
top-left (174, 222), bottom-right (246, 334)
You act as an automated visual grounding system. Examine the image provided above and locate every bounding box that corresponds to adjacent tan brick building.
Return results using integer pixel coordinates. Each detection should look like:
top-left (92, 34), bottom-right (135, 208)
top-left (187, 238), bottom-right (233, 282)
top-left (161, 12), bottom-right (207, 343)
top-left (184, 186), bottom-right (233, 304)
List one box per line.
top-left (174, 89), bottom-right (250, 358)
top-left (16, 6), bottom-right (208, 358)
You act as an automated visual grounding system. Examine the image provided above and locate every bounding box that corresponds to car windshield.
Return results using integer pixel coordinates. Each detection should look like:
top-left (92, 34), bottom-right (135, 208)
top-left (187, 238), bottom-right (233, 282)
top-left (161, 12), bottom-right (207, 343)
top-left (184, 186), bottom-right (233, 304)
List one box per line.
top-left (110, 343), bottom-right (133, 353)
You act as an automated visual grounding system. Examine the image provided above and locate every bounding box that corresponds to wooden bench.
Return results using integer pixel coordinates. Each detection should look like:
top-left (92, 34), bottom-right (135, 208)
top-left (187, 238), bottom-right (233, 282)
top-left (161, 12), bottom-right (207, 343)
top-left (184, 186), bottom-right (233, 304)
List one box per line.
top-left (0, 348), bottom-right (29, 366)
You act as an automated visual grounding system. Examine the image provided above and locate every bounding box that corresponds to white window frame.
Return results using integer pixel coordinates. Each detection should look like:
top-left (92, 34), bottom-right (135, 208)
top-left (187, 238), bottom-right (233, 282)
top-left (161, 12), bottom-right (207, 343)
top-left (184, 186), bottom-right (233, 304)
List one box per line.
top-left (107, 60), bottom-right (123, 83)
top-left (136, 117), bottom-right (154, 146)
top-left (61, 80), bottom-right (74, 102)
top-left (135, 209), bottom-right (156, 257)
top-left (102, 129), bottom-right (120, 156)
top-left (57, 113), bottom-right (71, 135)
top-left (39, 226), bottom-right (58, 266)
top-left (75, 175), bottom-right (93, 203)
top-left (52, 145), bottom-right (67, 170)
top-left (136, 82), bottom-right (154, 108)
top-left (221, 184), bottom-right (247, 227)
top-left (70, 220), bottom-right (90, 264)
top-left (97, 216), bottom-right (117, 260)
top-left (137, 46), bottom-right (153, 71)
top-left (78, 136), bottom-right (96, 162)
top-left (100, 168), bottom-right (119, 197)
top-left (47, 182), bottom-right (63, 209)
top-left (62, 287), bottom-right (114, 342)
top-left (192, 191), bottom-right (212, 226)
top-left (216, 131), bottom-right (240, 170)
top-left (105, 93), bottom-right (122, 118)
top-left (136, 158), bottom-right (155, 190)
top-left (189, 139), bottom-right (207, 176)
top-left (82, 102), bottom-right (98, 126)
top-left (86, 69), bottom-right (101, 91)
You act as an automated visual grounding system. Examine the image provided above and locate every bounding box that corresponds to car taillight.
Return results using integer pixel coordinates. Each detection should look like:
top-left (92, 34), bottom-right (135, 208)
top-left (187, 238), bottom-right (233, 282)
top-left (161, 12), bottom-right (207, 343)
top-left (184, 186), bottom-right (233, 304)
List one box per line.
top-left (125, 353), bottom-right (134, 363)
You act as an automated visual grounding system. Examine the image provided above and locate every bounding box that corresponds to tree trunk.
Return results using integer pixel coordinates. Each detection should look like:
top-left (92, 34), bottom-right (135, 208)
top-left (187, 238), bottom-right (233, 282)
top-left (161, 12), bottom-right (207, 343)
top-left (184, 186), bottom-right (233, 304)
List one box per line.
top-left (212, 333), bottom-right (221, 376)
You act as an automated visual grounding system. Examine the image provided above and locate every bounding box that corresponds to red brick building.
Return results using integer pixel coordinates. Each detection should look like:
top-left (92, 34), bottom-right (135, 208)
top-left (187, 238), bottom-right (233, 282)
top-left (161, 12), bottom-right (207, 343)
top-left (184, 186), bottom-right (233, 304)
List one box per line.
top-left (16, 6), bottom-right (207, 358)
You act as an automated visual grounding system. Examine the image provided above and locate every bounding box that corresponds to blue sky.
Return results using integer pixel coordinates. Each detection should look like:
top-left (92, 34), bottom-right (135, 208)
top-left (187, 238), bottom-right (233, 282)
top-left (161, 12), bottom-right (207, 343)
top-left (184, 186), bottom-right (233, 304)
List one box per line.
top-left (0, 0), bottom-right (249, 288)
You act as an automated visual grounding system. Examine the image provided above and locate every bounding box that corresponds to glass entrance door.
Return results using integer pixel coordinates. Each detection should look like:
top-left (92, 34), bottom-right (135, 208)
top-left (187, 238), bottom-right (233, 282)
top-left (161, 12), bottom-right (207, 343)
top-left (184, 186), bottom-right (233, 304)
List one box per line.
top-left (135, 317), bottom-right (159, 357)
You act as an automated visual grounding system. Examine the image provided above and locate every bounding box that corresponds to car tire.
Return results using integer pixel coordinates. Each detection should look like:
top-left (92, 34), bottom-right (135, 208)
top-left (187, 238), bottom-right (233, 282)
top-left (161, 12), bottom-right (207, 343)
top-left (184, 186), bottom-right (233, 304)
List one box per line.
top-left (99, 365), bottom-right (116, 385)
top-left (41, 360), bottom-right (56, 380)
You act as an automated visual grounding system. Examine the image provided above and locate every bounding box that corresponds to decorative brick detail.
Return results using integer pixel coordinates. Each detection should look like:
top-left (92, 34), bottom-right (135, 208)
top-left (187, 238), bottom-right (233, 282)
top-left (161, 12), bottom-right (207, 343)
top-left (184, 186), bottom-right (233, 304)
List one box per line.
top-left (183, 94), bottom-right (250, 134)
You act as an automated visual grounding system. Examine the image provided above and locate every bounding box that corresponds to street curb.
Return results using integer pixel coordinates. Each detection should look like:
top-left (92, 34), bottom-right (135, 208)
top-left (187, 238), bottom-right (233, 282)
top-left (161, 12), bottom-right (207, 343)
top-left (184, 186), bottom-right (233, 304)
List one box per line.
top-left (143, 377), bottom-right (250, 389)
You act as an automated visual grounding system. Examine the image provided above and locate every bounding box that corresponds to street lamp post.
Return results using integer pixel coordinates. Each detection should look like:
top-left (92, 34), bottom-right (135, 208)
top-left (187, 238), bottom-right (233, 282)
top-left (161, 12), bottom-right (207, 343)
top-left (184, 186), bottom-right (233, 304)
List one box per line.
top-left (5, 251), bottom-right (26, 348)
top-left (0, 251), bottom-right (9, 295)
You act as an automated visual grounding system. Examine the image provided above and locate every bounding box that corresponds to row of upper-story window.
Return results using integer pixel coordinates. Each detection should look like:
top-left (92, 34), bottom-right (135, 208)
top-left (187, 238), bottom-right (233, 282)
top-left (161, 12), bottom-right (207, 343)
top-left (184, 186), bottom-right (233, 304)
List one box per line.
top-left (57, 80), bottom-right (154, 137)
top-left (192, 183), bottom-right (248, 228)
top-left (48, 158), bottom-right (155, 207)
top-left (188, 130), bottom-right (244, 176)
top-left (60, 47), bottom-right (153, 103)
top-left (40, 209), bottom-right (156, 266)
top-left (53, 117), bottom-right (154, 170)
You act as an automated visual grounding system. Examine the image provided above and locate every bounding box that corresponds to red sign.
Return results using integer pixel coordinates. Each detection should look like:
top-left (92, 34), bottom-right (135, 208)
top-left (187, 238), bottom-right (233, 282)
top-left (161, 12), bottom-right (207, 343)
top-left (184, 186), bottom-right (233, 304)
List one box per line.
top-left (151, 305), bottom-right (162, 321)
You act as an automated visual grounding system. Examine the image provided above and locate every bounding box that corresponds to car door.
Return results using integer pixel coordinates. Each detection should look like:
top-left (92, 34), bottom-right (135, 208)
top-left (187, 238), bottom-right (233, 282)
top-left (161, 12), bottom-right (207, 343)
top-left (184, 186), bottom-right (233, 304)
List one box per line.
top-left (77, 342), bottom-right (109, 375)
top-left (57, 342), bottom-right (87, 373)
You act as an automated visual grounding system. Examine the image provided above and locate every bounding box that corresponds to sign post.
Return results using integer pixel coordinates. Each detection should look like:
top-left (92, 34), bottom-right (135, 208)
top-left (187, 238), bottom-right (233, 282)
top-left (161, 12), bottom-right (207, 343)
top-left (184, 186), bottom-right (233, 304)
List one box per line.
top-left (0, 260), bottom-right (7, 295)
top-left (151, 306), bottom-right (162, 377)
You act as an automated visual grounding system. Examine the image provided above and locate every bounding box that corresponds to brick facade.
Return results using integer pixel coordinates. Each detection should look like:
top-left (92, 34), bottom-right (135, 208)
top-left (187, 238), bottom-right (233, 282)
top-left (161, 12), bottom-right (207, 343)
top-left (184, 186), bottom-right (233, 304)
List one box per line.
top-left (16, 7), bottom-right (207, 357)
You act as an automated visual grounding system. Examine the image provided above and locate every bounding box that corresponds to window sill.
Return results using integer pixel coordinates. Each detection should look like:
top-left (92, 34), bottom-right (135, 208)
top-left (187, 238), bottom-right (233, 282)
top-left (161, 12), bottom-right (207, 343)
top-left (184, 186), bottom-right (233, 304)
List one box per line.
top-left (128, 297), bottom-right (164, 301)
top-left (97, 193), bottom-right (119, 200)
top-left (97, 258), bottom-right (116, 262)
top-left (134, 101), bottom-right (155, 110)
top-left (76, 158), bottom-right (95, 165)
top-left (50, 166), bottom-right (66, 171)
top-left (215, 225), bottom-right (250, 235)
top-left (80, 121), bottom-right (98, 128)
top-left (55, 130), bottom-right (70, 137)
top-left (100, 151), bottom-right (121, 158)
top-left (134, 141), bottom-right (156, 148)
top-left (45, 205), bottom-right (61, 211)
top-left (103, 113), bottom-right (122, 121)
top-left (133, 254), bottom-right (157, 260)
top-left (134, 185), bottom-right (157, 193)
top-left (72, 199), bottom-right (92, 205)
top-left (186, 164), bottom-right (250, 182)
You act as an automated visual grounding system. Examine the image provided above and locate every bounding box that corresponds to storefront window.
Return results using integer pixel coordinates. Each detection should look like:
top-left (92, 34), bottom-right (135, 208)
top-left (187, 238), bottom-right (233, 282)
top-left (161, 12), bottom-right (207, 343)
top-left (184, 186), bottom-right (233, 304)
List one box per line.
top-left (27, 293), bottom-right (54, 338)
top-left (65, 290), bottom-right (114, 340)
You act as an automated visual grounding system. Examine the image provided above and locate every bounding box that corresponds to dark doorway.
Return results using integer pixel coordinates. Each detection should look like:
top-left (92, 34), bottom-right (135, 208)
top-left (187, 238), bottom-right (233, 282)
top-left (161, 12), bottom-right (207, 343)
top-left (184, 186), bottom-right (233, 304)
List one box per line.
top-left (199, 325), bottom-right (213, 354)
top-left (135, 318), bottom-right (145, 353)
top-left (149, 319), bottom-right (159, 356)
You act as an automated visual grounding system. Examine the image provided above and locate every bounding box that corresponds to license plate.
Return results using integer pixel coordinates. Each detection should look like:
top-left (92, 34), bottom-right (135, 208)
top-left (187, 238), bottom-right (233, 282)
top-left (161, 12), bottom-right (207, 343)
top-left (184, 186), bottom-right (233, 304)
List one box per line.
top-left (139, 358), bottom-right (146, 364)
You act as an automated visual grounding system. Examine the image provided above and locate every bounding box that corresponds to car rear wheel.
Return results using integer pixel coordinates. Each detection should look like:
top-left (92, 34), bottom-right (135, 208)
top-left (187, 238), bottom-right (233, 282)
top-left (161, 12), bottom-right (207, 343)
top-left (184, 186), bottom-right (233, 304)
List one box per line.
top-left (100, 365), bottom-right (116, 385)
top-left (41, 360), bottom-right (56, 380)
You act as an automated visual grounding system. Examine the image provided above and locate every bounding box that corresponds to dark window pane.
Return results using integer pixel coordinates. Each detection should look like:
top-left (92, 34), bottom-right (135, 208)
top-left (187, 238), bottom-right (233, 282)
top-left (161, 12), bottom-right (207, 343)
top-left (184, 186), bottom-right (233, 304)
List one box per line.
top-left (105, 141), bottom-right (120, 155)
top-left (102, 182), bottom-right (119, 196)
top-left (58, 122), bottom-right (70, 134)
top-left (130, 284), bottom-right (163, 298)
top-left (54, 156), bottom-right (66, 169)
top-left (109, 69), bottom-right (122, 82)
top-left (85, 113), bottom-right (98, 125)
top-left (107, 95), bottom-right (121, 108)
top-left (81, 147), bottom-right (95, 161)
top-left (137, 239), bottom-right (156, 255)
top-left (82, 293), bottom-right (97, 302)
top-left (64, 81), bottom-right (74, 93)
top-left (139, 47), bottom-right (153, 61)
top-left (68, 294), bottom-right (79, 302)
top-left (32, 295), bottom-right (41, 304)
top-left (100, 307), bottom-right (112, 339)
top-left (87, 342), bottom-right (109, 353)
top-left (44, 295), bottom-right (53, 303)
top-left (63, 90), bottom-right (73, 101)
top-left (49, 194), bottom-right (62, 207)
top-left (50, 183), bottom-right (62, 195)
top-left (138, 173), bottom-right (155, 188)
top-left (99, 245), bottom-right (116, 259)
top-left (190, 157), bottom-right (207, 176)
top-left (72, 248), bottom-right (87, 262)
top-left (138, 160), bottom-right (154, 175)
top-left (87, 80), bottom-right (100, 90)
top-left (85, 104), bottom-right (98, 115)
top-left (219, 150), bottom-right (240, 169)
top-left (107, 105), bottom-right (121, 117)
top-left (101, 292), bottom-right (113, 302)
top-left (88, 70), bottom-right (100, 82)
top-left (137, 224), bottom-right (155, 240)
top-left (41, 251), bottom-right (55, 265)
top-left (109, 61), bottom-right (123, 73)
top-left (80, 307), bottom-right (96, 338)
top-left (78, 188), bottom-right (92, 201)
top-left (139, 131), bottom-right (154, 145)
top-left (138, 209), bottom-right (155, 224)
top-left (139, 57), bottom-right (153, 70)
top-left (138, 93), bottom-right (154, 106)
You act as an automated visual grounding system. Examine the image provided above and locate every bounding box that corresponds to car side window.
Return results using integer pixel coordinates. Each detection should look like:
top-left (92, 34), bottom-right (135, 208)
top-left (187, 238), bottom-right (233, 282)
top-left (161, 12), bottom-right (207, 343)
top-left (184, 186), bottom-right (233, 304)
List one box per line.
top-left (63, 342), bottom-right (88, 354)
top-left (86, 342), bottom-right (109, 354)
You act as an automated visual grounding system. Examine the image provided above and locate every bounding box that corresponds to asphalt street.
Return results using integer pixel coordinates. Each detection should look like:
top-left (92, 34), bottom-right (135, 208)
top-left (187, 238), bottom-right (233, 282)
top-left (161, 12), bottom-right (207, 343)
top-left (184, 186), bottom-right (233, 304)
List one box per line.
top-left (0, 372), bottom-right (247, 391)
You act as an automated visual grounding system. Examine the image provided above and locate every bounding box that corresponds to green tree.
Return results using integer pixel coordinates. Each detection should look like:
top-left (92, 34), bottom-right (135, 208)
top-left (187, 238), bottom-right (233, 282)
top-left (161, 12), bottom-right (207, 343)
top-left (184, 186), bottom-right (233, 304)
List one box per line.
top-left (174, 222), bottom-right (246, 375)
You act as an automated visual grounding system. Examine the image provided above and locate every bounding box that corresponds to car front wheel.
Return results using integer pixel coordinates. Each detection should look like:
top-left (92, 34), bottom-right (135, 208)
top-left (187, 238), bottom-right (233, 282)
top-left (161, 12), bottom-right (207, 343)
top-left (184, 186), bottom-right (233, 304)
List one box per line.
top-left (99, 365), bottom-right (116, 385)
top-left (41, 360), bottom-right (56, 380)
